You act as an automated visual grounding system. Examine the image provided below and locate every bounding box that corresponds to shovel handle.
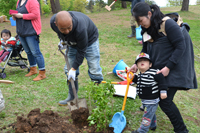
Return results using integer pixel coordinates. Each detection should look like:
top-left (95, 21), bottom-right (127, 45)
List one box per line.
top-left (101, 81), bottom-right (119, 84)
top-left (121, 72), bottom-right (134, 111)
top-left (0, 80), bottom-right (14, 84)
top-left (59, 46), bottom-right (79, 108)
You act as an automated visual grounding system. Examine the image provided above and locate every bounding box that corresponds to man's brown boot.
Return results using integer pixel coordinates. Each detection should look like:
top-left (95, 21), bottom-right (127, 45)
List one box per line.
top-left (25, 66), bottom-right (37, 77)
top-left (33, 70), bottom-right (46, 81)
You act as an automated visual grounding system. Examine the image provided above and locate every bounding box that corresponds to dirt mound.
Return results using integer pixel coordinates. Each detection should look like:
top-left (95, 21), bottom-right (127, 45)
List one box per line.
top-left (0, 108), bottom-right (114, 133)
top-left (13, 108), bottom-right (92, 133)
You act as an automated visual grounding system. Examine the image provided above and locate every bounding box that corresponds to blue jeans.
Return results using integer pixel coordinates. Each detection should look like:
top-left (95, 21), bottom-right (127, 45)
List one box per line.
top-left (137, 103), bottom-right (158, 133)
top-left (64, 39), bottom-right (103, 83)
top-left (19, 35), bottom-right (45, 70)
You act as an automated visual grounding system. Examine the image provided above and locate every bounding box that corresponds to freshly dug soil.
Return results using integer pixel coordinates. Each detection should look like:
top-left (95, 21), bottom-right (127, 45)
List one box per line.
top-left (1, 108), bottom-right (114, 133)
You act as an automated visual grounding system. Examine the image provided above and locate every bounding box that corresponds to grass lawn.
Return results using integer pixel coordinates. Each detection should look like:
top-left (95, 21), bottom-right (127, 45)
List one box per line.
top-left (0, 5), bottom-right (200, 132)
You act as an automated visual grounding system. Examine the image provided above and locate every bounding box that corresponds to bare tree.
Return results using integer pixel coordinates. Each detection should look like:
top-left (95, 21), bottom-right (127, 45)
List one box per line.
top-left (37, 0), bottom-right (42, 15)
top-left (121, 1), bottom-right (127, 8)
top-left (55, 0), bottom-right (61, 12)
top-left (181, 0), bottom-right (189, 11)
top-left (50, 0), bottom-right (57, 14)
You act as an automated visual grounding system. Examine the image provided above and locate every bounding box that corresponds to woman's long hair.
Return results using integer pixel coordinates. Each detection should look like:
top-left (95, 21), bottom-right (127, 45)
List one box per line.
top-left (132, 2), bottom-right (165, 40)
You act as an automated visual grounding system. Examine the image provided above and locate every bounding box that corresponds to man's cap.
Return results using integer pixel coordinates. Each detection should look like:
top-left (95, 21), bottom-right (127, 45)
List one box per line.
top-left (135, 52), bottom-right (151, 64)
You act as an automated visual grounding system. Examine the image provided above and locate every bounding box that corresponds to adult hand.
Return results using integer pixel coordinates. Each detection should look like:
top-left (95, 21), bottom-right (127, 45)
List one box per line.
top-left (160, 93), bottom-right (167, 99)
top-left (11, 13), bottom-right (23, 19)
top-left (58, 40), bottom-right (67, 50)
top-left (127, 64), bottom-right (138, 73)
top-left (157, 66), bottom-right (170, 77)
top-left (12, 16), bottom-right (16, 20)
top-left (68, 68), bottom-right (76, 81)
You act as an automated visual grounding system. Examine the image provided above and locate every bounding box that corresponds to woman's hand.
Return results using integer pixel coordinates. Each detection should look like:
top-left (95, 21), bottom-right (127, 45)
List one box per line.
top-left (157, 66), bottom-right (170, 77)
top-left (12, 16), bottom-right (16, 20)
top-left (11, 13), bottom-right (23, 19)
top-left (127, 64), bottom-right (138, 73)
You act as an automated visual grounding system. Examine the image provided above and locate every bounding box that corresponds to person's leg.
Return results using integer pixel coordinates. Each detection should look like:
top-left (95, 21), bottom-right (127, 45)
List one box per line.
top-left (159, 88), bottom-right (188, 133)
top-left (0, 50), bottom-right (5, 57)
top-left (135, 103), bottom-right (158, 133)
top-left (19, 36), bottom-right (37, 67)
top-left (0, 51), bottom-right (9, 62)
top-left (127, 16), bottom-right (136, 38)
top-left (58, 47), bottom-right (79, 106)
top-left (85, 39), bottom-right (103, 83)
top-left (23, 35), bottom-right (46, 81)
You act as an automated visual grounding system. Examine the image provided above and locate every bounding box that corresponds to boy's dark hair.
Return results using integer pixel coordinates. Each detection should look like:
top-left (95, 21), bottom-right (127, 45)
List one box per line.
top-left (1, 29), bottom-right (11, 38)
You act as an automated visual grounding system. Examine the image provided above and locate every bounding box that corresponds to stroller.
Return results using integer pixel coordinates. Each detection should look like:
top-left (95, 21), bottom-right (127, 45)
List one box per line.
top-left (0, 35), bottom-right (30, 79)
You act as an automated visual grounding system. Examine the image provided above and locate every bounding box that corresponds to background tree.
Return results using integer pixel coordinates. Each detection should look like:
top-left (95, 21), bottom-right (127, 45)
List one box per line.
top-left (37, 0), bottom-right (42, 15)
top-left (196, 0), bottom-right (200, 4)
top-left (87, 0), bottom-right (95, 13)
top-left (0, 0), bottom-right (18, 17)
top-left (145, 0), bottom-right (156, 5)
top-left (59, 0), bottom-right (73, 11)
top-left (181, 0), bottom-right (189, 11)
top-left (168, 0), bottom-right (183, 6)
top-left (49, 0), bottom-right (61, 13)
top-left (73, 0), bottom-right (88, 13)
top-left (121, 1), bottom-right (127, 8)
top-left (55, 0), bottom-right (61, 12)
top-left (50, 0), bottom-right (57, 13)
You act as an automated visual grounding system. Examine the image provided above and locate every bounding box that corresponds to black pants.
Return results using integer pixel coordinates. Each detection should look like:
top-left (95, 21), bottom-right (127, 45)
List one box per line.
top-left (159, 88), bottom-right (188, 133)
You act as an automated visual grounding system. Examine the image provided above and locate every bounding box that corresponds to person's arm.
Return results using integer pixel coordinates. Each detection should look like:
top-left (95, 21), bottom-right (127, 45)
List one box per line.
top-left (157, 19), bottom-right (186, 76)
top-left (132, 74), bottom-right (138, 84)
top-left (154, 73), bottom-right (167, 99)
top-left (165, 19), bottom-right (186, 70)
top-left (22, 0), bottom-right (40, 20)
top-left (72, 29), bottom-right (88, 70)
top-left (12, 0), bottom-right (40, 20)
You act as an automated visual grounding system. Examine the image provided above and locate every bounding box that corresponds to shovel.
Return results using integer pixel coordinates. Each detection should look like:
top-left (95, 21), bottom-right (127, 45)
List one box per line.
top-left (58, 46), bottom-right (87, 111)
top-left (105, 0), bottom-right (117, 11)
top-left (0, 80), bottom-right (14, 84)
top-left (101, 80), bottom-right (133, 85)
top-left (109, 72), bottom-right (134, 133)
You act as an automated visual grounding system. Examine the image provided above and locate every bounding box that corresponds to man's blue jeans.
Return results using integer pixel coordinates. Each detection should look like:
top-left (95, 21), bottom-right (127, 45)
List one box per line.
top-left (19, 35), bottom-right (45, 70)
top-left (64, 39), bottom-right (103, 83)
top-left (137, 103), bottom-right (158, 133)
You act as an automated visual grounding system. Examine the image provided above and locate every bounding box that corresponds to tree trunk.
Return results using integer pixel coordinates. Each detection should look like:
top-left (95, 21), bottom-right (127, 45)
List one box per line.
top-left (37, 0), bottom-right (42, 15)
top-left (50, 0), bottom-right (57, 14)
top-left (55, 0), bottom-right (61, 12)
top-left (121, 1), bottom-right (127, 8)
top-left (181, 0), bottom-right (189, 11)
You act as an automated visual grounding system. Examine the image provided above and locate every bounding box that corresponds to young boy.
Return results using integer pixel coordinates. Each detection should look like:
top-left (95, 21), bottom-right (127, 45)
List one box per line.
top-left (0, 29), bottom-right (16, 63)
top-left (131, 52), bottom-right (167, 133)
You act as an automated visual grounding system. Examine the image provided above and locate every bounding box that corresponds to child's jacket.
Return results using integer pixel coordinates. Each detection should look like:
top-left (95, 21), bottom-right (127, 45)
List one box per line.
top-left (0, 37), bottom-right (16, 51)
top-left (133, 69), bottom-right (167, 99)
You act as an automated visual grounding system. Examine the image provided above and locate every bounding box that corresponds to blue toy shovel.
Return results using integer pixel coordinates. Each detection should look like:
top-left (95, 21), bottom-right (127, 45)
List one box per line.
top-left (109, 72), bottom-right (134, 133)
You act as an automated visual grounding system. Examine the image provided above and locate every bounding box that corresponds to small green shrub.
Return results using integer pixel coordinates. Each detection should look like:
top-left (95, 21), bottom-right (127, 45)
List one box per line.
top-left (41, 4), bottom-right (51, 16)
top-left (85, 81), bottom-right (115, 132)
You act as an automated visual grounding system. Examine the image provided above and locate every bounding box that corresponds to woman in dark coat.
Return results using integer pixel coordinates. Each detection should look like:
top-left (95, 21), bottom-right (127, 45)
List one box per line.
top-left (129, 2), bottom-right (197, 133)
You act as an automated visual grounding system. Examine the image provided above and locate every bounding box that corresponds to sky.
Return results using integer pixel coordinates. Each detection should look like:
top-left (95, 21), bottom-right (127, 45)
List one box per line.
top-left (154, 0), bottom-right (197, 7)
top-left (102, 0), bottom-right (197, 7)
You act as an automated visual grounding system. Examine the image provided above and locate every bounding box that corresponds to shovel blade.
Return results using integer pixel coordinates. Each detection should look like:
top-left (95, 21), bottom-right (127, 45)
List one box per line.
top-left (67, 98), bottom-right (88, 111)
top-left (109, 112), bottom-right (126, 133)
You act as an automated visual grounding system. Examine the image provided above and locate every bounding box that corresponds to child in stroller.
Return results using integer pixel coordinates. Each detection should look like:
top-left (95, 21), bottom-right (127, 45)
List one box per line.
top-left (0, 29), bottom-right (29, 79)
